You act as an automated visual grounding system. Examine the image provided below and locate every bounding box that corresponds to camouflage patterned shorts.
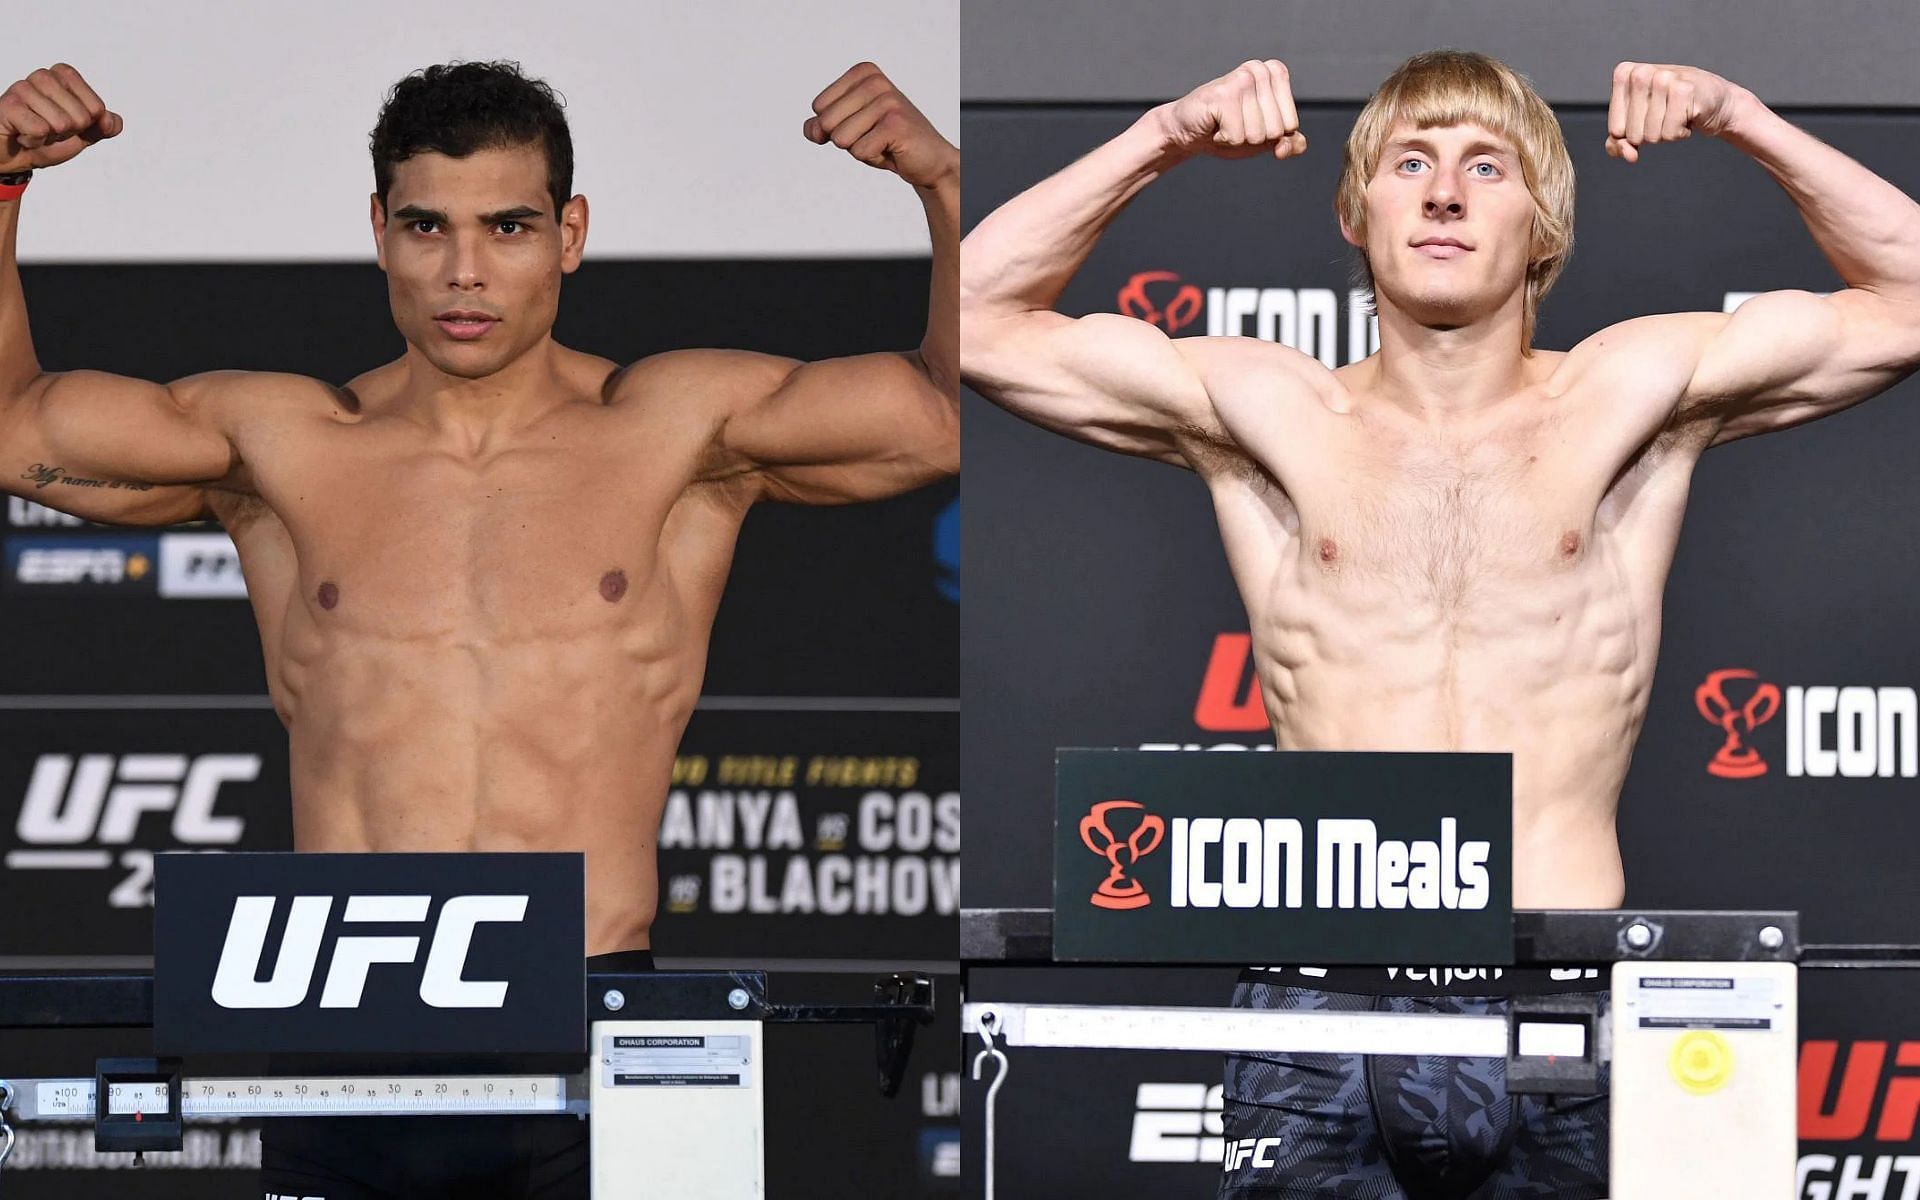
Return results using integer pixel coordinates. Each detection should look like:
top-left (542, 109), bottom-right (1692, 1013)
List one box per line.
top-left (1218, 971), bottom-right (1609, 1199)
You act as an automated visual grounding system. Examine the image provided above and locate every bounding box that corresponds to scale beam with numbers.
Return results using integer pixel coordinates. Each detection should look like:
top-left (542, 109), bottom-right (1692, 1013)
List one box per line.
top-left (963, 908), bottom-right (1835, 1200)
top-left (13, 1068), bottom-right (576, 1120)
top-left (0, 969), bottom-right (933, 1198)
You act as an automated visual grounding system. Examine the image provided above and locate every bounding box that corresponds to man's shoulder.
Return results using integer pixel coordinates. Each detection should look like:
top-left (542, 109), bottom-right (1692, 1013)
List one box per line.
top-left (599, 351), bottom-right (803, 489)
top-left (595, 349), bottom-right (814, 447)
top-left (1552, 313), bottom-right (1726, 398)
top-left (1544, 317), bottom-right (1731, 458)
top-left (174, 369), bottom-right (359, 430)
top-left (596, 350), bottom-right (808, 501)
top-left (1187, 333), bottom-right (1337, 380)
top-left (602, 345), bottom-right (791, 403)
top-left (1184, 335), bottom-right (1346, 419)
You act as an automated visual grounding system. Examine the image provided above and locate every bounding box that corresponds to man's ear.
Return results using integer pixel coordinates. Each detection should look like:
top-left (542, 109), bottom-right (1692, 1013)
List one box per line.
top-left (559, 194), bottom-right (589, 274)
top-left (370, 194), bottom-right (388, 272)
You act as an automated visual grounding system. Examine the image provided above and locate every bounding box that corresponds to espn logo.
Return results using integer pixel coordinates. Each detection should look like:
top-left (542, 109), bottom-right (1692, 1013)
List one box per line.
top-left (8, 753), bottom-right (259, 907)
top-left (213, 893), bottom-right (528, 1010)
top-left (10, 541), bottom-right (151, 586)
top-left (0, 532), bottom-right (243, 596)
top-left (1129, 1082), bottom-right (1222, 1163)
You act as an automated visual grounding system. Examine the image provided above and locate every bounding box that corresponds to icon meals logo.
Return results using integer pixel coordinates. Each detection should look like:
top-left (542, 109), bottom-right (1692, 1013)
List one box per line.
top-left (1694, 668), bottom-right (1918, 780)
top-left (1173, 815), bottom-right (1492, 911)
top-left (1081, 799), bottom-right (1166, 909)
top-left (1082, 800), bottom-right (1493, 913)
top-left (1696, 668), bottom-right (1781, 778)
top-left (1118, 271), bottom-right (1204, 334)
top-left (212, 893), bottom-right (528, 1009)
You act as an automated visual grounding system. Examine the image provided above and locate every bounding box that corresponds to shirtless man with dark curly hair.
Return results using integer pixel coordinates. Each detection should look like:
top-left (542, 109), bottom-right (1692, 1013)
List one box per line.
top-left (0, 56), bottom-right (957, 1198)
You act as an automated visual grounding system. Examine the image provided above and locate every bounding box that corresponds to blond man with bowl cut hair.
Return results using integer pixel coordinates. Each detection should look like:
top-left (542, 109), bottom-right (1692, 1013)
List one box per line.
top-left (962, 49), bottom-right (1920, 1197)
top-left (1338, 50), bottom-right (1576, 350)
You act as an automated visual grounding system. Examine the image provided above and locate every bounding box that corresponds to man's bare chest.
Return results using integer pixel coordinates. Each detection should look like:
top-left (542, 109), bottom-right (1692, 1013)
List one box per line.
top-left (223, 421), bottom-right (728, 634)
top-left (1244, 419), bottom-right (1631, 605)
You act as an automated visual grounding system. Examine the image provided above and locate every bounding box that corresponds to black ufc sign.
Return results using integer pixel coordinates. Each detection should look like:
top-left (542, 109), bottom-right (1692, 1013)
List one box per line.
top-left (153, 852), bottom-right (584, 1055)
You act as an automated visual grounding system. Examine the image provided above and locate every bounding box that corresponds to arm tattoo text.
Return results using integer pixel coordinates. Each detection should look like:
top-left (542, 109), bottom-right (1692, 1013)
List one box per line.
top-left (21, 464), bottom-right (155, 492)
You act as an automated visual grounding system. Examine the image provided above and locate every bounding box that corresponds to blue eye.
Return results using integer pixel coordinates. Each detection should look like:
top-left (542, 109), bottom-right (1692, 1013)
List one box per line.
top-left (1472, 161), bottom-right (1500, 177)
top-left (1399, 158), bottom-right (1428, 174)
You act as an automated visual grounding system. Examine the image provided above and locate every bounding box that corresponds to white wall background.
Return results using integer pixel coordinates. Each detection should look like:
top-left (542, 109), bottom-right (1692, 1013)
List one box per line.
top-left (963, 0), bottom-right (1920, 105)
top-left (9, 0), bottom-right (957, 262)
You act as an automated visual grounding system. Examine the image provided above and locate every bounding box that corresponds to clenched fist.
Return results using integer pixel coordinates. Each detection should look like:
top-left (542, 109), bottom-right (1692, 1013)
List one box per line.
top-left (1154, 59), bottom-right (1306, 160)
top-left (0, 64), bottom-right (122, 174)
top-left (803, 62), bottom-right (956, 189)
top-left (1605, 62), bottom-right (1743, 162)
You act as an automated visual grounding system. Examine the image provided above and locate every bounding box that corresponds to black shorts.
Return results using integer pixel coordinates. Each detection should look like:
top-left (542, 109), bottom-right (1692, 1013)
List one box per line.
top-left (258, 949), bottom-right (653, 1200)
top-left (1218, 966), bottom-right (1610, 1200)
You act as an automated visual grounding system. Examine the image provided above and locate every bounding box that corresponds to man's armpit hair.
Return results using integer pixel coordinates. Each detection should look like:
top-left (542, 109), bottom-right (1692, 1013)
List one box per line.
top-left (1173, 419), bottom-right (1272, 487)
top-left (210, 488), bottom-right (273, 536)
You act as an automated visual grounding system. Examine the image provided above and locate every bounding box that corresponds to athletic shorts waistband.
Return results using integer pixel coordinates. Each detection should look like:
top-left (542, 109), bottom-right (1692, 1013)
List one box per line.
top-left (1239, 964), bottom-right (1609, 996)
top-left (588, 949), bottom-right (655, 972)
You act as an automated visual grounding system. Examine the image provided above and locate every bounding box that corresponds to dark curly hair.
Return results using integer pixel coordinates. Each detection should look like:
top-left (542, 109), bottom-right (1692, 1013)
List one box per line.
top-left (369, 61), bottom-right (573, 219)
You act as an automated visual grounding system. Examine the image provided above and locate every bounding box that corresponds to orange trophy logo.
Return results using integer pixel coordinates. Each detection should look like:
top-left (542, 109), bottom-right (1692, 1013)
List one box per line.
top-left (1695, 668), bottom-right (1782, 779)
top-left (1117, 271), bottom-right (1203, 334)
top-left (1079, 799), bottom-right (1166, 910)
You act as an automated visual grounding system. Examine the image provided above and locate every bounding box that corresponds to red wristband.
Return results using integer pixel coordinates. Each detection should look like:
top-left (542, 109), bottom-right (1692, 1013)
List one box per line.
top-left (0, 173), bottom-right (31, 201)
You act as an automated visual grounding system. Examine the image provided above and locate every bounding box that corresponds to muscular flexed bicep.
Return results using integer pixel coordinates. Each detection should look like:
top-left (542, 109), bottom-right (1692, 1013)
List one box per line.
top-left (645, 348), bottom-right (954, 505)
top-left (0, 64), bottom-right (219, 524)
top-left (961, 59), bottom-right (1308, 468)
top-left (962, 308), bottom-right (1221, 465)
top-left (1686, 289), bottom-right (1920, 445)
top-left (0, 369), bottom-right (259, 523)
top-left (1598, 63), bottom-right (1920, 444)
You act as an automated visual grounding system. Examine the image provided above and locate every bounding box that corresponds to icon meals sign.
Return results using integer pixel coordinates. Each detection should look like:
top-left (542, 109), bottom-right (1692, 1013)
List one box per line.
top-left (1053, 751), bottom-right (1513, 964)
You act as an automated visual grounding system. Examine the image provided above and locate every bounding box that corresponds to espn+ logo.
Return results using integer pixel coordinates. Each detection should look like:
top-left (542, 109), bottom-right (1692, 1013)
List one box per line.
top-left (213, 893), bottom-right (528, 1010)
top-left (10, 753), bottom-right (259, 907)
